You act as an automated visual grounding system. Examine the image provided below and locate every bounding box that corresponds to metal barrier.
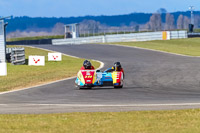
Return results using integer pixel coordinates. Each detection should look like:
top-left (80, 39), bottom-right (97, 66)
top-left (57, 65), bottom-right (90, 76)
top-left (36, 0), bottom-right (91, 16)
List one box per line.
top-left (52, 31), bottom-right (188, 45)
top-left (7, 39), bottom-right (52, 45)
top-left (170, 31), bottom-right (188, 39)
top-left (7, 48), bottom-right (25, 65)
top-left (187, 33), bottom-right (200, 38)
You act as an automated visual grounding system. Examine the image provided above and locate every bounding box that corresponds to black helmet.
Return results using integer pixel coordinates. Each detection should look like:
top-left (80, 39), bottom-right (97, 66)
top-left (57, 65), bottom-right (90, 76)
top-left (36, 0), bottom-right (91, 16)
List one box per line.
top-left (114, 62), bottom-right (121, 71)
top-left (83, 60), bottom-right (92, 69)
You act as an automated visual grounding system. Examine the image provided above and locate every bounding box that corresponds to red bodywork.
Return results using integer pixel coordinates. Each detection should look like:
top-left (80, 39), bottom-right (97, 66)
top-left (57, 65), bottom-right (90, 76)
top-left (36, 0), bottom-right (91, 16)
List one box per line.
top-left (115, 72), bottom-right (122, 85)
top-left (81, 70), bottom-right (95, 84)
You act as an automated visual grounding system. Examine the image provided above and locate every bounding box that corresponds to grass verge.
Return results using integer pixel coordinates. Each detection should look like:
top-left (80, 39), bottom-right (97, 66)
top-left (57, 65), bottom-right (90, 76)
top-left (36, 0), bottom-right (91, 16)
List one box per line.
top-left (7, 35), bottom-right (64, 42)
top-left (1, 109), bottom-right (200, 133)
top-left (110, 38), bottom-right (200, 56)
top-left (0, 46), bottom-right (100, 92)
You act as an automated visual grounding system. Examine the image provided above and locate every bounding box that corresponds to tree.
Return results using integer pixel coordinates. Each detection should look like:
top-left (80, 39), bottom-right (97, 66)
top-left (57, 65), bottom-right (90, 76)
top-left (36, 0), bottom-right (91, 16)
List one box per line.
top-left (183, 16), bottom-right (190, 29)
top-left (157, 8), bottom-right (167, 14)
top-left (194, 15), bottom-right (200, 28)
top-left (149, 14), bottom-right (162, 31)
top-left (51, 23), bottom-right (65, 35)
top-left (177, 15), bottom-right (184, 29)
top-left (165, 13), bottom-right (175, 30)
top-left (79, 20), bottom-right (101, 34)
top-left (177, 15), bottom-right (190, 29)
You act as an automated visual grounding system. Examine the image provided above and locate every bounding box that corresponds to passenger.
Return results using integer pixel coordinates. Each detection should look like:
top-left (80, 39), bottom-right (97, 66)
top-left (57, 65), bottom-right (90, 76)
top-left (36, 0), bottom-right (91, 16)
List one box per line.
top-left (80, 60), bottom-right (95, 70)
top-left (106, 62), bottom-right (125, 78)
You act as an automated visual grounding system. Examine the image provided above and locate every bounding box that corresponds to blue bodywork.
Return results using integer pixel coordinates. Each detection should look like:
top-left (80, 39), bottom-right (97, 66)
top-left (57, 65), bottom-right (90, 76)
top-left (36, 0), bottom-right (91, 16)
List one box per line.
top-left (75, 68), bottom-right (114, 87)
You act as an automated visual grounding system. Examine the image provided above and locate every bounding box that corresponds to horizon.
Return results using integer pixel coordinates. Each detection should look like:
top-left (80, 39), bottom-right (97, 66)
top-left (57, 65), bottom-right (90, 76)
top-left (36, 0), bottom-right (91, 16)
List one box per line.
top-left (7, 10), bottom-right (198, 18)
top-left (0, 0), bottom-right (199, 17)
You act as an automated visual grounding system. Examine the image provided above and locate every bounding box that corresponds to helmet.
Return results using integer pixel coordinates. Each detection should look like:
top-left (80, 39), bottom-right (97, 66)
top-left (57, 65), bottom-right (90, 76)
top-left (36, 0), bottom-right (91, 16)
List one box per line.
top-left (83, 60), bottom-right (92, 69)
top-left (114, 62), bottom-right (121, 71)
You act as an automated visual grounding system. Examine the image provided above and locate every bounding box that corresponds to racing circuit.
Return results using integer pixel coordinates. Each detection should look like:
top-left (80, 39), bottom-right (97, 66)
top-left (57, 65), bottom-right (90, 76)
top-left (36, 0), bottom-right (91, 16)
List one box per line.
top-left (1, 44), bottom-right (200, 114)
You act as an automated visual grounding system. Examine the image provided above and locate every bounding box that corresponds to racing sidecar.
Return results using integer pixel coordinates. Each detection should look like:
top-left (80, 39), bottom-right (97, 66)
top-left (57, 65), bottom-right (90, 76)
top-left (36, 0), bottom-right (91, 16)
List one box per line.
top-left (75, 69), bottom-right (124, 89)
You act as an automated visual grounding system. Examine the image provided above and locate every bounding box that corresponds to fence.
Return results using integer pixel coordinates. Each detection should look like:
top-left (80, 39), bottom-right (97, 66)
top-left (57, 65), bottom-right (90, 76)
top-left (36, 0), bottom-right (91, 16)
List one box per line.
top-left (52, 30), bottom-right (188, 45)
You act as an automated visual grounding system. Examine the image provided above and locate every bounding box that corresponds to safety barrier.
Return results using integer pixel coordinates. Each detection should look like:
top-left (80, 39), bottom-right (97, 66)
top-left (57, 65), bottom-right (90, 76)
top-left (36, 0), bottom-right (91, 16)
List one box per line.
top-left (52, 30), bottom-right (188, 45)
top-left (7, 39), bottom-right (52, 45)
top-left (7, 48), bottom-right (25, 65)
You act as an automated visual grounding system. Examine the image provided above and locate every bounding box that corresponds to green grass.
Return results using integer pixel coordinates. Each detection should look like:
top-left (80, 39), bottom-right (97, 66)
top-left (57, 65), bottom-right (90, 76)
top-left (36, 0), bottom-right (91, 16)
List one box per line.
top-left (1, 109), bottom-right (200, 133)
top-left (194, 29), bottom-right (200, 33)
top-left (7, 35), bottom-right (64, 42)
top-left (0, 46), bottom-right (100, 92)
top-left (110, 38), bottom-right (200, 56)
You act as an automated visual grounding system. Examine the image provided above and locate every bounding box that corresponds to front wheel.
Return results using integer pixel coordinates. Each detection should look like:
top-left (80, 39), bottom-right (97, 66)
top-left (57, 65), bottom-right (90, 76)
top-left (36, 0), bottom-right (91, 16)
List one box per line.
top-left (114, 85), bottom-right (123, 88)
top-left (79, 87), bottom-right (92, 89)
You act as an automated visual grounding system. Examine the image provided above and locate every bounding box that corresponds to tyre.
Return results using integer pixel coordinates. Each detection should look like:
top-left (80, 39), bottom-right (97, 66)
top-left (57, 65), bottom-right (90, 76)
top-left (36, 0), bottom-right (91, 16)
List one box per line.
top-left (78, 87), bottom-right (83, 89)
top-left (79, 87), bottom-right (92, 89)
top-left (114, 85), bottom-right (123, 88)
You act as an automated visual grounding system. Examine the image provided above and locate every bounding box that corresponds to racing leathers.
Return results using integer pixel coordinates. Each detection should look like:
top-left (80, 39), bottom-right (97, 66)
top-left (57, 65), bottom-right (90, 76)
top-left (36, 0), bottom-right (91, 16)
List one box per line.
top-left (106, 66), bottom-right (125, 78)
top-left (80, 66), bottom-right (95, 70)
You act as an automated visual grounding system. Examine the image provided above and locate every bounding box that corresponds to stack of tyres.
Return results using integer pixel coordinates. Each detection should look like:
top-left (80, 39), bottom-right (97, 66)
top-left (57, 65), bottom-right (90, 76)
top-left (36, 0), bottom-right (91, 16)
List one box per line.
top-left (6, 48), bottom-right (13, 62)
top-left (10, 48), bottom-right (25, 65)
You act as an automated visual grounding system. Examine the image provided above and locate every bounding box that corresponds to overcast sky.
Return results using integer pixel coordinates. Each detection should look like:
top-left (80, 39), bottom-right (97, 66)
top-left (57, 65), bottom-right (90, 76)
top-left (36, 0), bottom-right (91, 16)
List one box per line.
top-left (0, 0), bottom-right (199, 17)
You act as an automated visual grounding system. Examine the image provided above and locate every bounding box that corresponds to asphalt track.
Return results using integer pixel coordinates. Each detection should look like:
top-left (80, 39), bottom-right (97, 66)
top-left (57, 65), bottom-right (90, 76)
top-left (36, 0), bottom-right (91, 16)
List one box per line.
top-left (1, 44), bottom-right (200, 114)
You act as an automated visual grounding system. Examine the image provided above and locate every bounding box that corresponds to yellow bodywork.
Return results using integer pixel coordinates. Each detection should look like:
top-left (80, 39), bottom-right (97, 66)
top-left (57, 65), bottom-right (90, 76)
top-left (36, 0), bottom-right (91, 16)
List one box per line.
top-left (112, 71), bottom-right (119, 84)
top-left (77, 71), bottom-right (85, 84)
top-left (77, 70), bottom-right (96, 84)
top-left (92, 72), bottom-right (96, 84)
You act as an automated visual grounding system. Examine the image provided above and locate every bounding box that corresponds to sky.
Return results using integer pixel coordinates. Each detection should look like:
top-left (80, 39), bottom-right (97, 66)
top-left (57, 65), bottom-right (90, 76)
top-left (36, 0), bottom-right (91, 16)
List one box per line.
top-left (0, 0), bottom-right (199, 17)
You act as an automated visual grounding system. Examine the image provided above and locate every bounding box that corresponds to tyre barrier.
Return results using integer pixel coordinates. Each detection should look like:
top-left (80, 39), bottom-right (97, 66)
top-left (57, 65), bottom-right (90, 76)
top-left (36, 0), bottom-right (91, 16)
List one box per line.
top-left (6, 47), bottom-right (25, 65)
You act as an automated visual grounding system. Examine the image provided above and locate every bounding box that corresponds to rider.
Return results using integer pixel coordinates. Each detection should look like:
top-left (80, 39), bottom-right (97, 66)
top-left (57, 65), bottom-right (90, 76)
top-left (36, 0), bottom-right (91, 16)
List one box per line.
top-left (80, 60), bottom-right (95, 70)
top-left (106, 62), bottom-right (125, 78)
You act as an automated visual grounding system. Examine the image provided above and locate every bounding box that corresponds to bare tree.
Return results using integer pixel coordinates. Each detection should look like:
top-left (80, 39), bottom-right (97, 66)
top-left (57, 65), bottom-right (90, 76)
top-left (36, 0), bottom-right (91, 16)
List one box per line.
top-left (149, 13), bottom-right (162, 31)
top-left (165, 13), bottom-right (175, 30)
top-left (194, 15), bottom-right (200, 28)
top-left (177, 15), bottom-right (184, 29)
top-left (183, 16), bottom-right (190, 29)
top-left (79, 20), bottom-right (101, 34)
top-left (51, 23), bottom-right (65, 35)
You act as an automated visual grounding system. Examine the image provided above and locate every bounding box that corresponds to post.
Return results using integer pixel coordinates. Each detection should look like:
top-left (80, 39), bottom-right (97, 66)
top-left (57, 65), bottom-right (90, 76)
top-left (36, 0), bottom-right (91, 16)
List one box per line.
top-left (0, 19), bottom-right (7, 76)
top-left (189, 6), bottom-right (195, 32)
top-left (189, 6), bottom-right (194, 25)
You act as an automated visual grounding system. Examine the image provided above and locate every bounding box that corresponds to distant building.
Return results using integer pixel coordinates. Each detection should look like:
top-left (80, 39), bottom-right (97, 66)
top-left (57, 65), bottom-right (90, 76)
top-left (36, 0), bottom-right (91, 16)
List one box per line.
top-left (64, 23), bottom-right (79, 39)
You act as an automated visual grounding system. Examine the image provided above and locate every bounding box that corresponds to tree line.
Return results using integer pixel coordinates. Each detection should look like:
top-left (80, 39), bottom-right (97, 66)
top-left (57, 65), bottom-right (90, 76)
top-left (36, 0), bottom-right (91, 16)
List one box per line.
top-left (5, 10), bottom-right (200, 38)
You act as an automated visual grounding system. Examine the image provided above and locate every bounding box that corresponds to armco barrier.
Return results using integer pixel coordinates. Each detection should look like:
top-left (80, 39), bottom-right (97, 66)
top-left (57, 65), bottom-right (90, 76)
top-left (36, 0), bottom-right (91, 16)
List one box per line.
top-left (52, 36), bottom-right (104, 45)
top-left (170, 31), bottom-right (188, 39)
top-left (7, 39), bottom-right (52, 45)
top-left (52, 31), bottom-right (188, 45)
top-left (188, 33), bottom-right (200, 38)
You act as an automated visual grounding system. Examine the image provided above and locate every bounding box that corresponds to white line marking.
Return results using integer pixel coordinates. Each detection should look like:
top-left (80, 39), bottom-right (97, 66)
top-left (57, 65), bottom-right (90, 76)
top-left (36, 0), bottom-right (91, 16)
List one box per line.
top-left (0, 45), bottom-right (104, 95)
top-left (1, 103), bottom-right (200, 107)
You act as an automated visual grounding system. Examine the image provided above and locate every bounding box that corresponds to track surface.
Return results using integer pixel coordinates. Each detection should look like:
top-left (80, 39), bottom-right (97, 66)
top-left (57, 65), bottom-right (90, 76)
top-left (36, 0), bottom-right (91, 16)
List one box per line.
top-left (1, 44), bottom-right (200, 114)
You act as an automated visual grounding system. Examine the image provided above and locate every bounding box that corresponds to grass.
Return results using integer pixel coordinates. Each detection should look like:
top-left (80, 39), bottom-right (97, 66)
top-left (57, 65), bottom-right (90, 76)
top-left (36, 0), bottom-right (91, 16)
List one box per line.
top-left (0, 46), bottom-right (100, 92)
top-left (2, 38), bottom-right (200, 133)
top-left (110, 38), bottom-right (200, 56)
top-left (1, 109), bottom-right (200, 133)
top-left (7, 35), bottom-right (64, 42)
